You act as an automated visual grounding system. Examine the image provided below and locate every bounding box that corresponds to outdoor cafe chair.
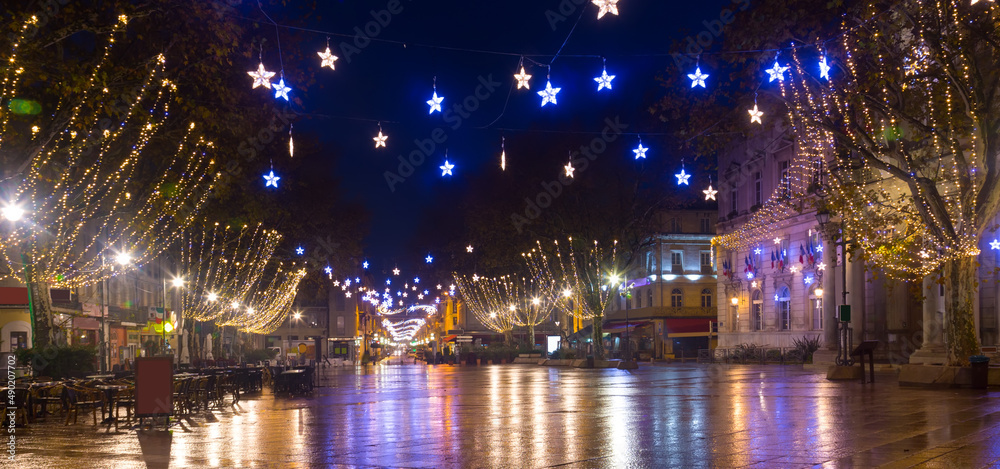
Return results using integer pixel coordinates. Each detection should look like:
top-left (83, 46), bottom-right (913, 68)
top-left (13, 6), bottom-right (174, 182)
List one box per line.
top-left (31, 384), bottom-right (66, 418)
top-left (113, 386), bottom-right (136, 430)
top-left (65, 386), bottom-right (104, 426)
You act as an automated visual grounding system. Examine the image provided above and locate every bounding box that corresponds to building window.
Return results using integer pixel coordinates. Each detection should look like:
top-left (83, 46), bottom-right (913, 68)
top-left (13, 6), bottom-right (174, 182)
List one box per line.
top-left (671, 289), bottom-right (682, 308)
top-left (754, 171), bottom-right (762, 206)
top-left (776, 286), bottom-right (791, 330)
top-left (671, 252), bottom-right (682, 271)
top-left (452, 317), bottom-right (458, 326)
top-left (730, 189), bottom-right (738, 214)
top-left (751, 290), bottom-right (763, 331)
top-left (701, 289), bottom-right (712, 308)
top-left (700, 252), bottom-right (712, 269)
top-left (779, 161), bottom-right (790, 198)
top-left (647, 289), bottom-right (653, 308)
top-left (700, 217), bottom-right (711, 233)
top-left (812, 292), bottom-right (823, 330)
top-left (635, 290), bottom-right (641, 308)
top-left (668, 218), bottom-right (680, 232)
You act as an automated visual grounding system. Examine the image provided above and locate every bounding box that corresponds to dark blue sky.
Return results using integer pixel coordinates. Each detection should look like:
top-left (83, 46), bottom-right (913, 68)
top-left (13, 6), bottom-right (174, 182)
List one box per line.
top-left (259, 0), bottom-right (737, 272)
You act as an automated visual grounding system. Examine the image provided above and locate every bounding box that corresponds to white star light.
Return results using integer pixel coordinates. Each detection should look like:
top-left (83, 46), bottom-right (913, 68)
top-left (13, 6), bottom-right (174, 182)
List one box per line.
top-left (703, 184), bottom-right (718, 200)
top-left (373, 131), bottom-right (388, 148)
top-left (295, 246), bottom-right (304, 255)
top-left (538, 80), bottom-right (561, 106)
top-left (749, 104), bottom-right (764, 124)
top-left (754, 248), bottom-right (762, 255)
top-left (774, 238), bottom-right (782, 244)
top-left (790, 266), bottom-right (799, 273)
top-left (440, 160), bottom-right (455, 176)
top-left (248, 62), bottom-right (275, 89)
top-left (273, 78), bottom-right (291, 100)
top-left (393, 268), bottom-right (400, 275)
top-left (514, 67), bottom-right (532, 89)
top-left (816, 245), bottom-right (823, 253)
top-left (819, 56), bottom-right (831, 80)
top-left (363, 261), bottom-right (369, 269)
top-left (426, 255), bottom-right (434, 263)
top-left (318, 47), bottom-right (339, 69)
top-left (765, 61), bottom-right (789, 82)
top-left (427, 91), bottom-right (444, 114)
top-left (263, 170), bottom-right (280, 188)
top-left (472, 274), bottom-right (480, 282)
top-left (565, 161), bottom-right (575, 178)
top-left (594, 69), bottom-right (615, 91)
top-left (687, 67), bottom-right (709, 88)
top-left (593, 0), bottom-right (619, 19)
top-left (817, 262), bottom-right (827, 271)
top-left (466, 245), bottom-right (474, 253)
top-left (992, 239), bottom-right (1000, 250)
top-left (633, 143), bottom-right (648, 159)
top-left (675, 168), bottom-right (691, 185)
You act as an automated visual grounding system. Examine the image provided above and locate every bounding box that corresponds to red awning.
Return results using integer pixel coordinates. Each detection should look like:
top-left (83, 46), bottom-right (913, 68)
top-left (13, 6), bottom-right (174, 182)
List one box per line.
top-left (441, 335), bottom-right (457, 343)
top-left (664, 318), bottom-right (714, 334)
top-left (0, 287), bottom-right (29, 306)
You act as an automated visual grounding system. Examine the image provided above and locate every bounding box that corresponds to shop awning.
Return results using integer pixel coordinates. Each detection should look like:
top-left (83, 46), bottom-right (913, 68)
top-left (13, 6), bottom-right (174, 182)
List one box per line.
top-left (566, 325), bottom-right (593, 342)
top-left (441, 334), bottom-right (458, 343)
top-left (602, 321), bottom-right (651, 334)
top-left (664, 318), bottom-right (715, 337)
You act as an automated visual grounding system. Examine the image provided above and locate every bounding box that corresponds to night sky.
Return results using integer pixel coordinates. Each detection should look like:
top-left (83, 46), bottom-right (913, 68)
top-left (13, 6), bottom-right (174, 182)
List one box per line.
top-left (249, 0), bottom-right (735, 273)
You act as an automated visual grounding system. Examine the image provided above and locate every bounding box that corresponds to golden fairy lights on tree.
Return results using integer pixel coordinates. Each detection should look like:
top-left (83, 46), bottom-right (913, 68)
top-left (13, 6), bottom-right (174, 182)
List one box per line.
top-left (523, 238), bottom-right (621, 360)
top-left (508, 276), bottom-right (557, 348)
top-left (775, 0), bottom-right (998, 365)
top-left (453, 274), bottom-right (518, 344)
top-left (179, 223), bottom-right (282, 326)
top-left (0, 15), bottom-right (216, 348)
top-left (214, 263), bottom-right (307, 335)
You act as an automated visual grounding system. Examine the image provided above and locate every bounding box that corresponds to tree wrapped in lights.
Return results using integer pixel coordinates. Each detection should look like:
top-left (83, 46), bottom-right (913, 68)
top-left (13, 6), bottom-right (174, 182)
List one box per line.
top-left (179, 223), bottom-right (282, 324)
top-left (214, 263), bottom-right (307, 335)
top-left (0, 16), bottom-right (216, 348)
top-left (507, 276), bottom-right (557, 349)
top-left (454, 274), bottom-right (518, 344)
top-left (523, 238), bottom-right (621, 360)
top-left (768, 0), bottom-right (1000, 365)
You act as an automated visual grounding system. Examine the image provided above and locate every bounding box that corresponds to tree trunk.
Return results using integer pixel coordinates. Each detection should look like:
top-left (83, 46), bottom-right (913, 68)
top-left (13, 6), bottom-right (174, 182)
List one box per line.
top-left (528, 324), bottom-right (535, 350)
top-left (944, 256), bottom-right (980, 366)
top-left (29, 280), bottom-right (54, 350)
top-left (591, 320), bottom-right (605, 360)
top-left (504, 329), bottom-right (513, 345)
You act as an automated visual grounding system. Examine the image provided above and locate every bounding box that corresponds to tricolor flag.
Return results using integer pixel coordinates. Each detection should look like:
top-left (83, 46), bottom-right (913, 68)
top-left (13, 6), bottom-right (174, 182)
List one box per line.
top-left (770, 250), bottom-right (776, 268)
top-left (799, 244), bottom-right (806, 264)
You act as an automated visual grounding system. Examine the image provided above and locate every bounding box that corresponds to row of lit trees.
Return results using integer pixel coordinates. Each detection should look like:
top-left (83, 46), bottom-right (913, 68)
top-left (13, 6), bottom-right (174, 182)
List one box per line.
top-left (0, 14), bottom-right (305, 350)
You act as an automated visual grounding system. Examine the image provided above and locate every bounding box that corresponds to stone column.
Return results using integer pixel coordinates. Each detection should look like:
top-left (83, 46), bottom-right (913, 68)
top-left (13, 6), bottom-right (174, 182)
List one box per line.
top-left (848, 249), bottom-right (865, 347)
top-left (822, 242), bottom-right (838, 349)
top-left (909, 274), bottom-right (946, 364)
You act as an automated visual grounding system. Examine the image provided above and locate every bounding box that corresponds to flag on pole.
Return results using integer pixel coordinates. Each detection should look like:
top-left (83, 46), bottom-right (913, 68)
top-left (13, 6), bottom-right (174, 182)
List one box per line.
top-left (799, 244), bottom-right (806, 264)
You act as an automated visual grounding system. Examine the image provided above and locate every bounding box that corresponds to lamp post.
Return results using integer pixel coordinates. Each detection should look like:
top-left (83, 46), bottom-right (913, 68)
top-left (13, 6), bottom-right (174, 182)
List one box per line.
top-left (163, 276), bottom-right (183, 358)
top-left (815, 210), bottom-right (852, 366)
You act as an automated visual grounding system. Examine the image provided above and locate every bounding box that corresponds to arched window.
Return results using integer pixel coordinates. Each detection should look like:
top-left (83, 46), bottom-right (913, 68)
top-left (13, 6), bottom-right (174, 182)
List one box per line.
top-left (701, 289), bottom-right (712, 308)
top-left (671, 289), bottom-right (682, 308)
top-left (811, 287), bottom-right (823, 330)
top-left (776, 286), bottom-right (791, 330)
top-left (751, 290), bottom-right (763, 331)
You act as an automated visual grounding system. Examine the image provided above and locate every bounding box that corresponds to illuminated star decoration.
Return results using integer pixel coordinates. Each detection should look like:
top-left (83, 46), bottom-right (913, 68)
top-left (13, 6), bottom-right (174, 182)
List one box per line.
top-left (273, 75), bottom-right (291, 101)
top-left (754, 248), bottom-right (762, 255)
top-left (687, 67), bottom-right (709, 88)
top-left (592, 0), bottom-right (619, 19)
top-left (295, 246), bottom-right (304, 255)
top-left (675, 168), bottom-right (690, 185)
top-left (749, 104), bottom-right (764, 124)
top-left (633, 140), bottom-right (648, 160)
top-left (263, 170), bottom-right (280, 188)
top-left (426, 254), bottom-right (434, 263)
top-left (538, 79), bottom-right (561, 106)
top-left (393, 268), bottom-right (400, 275)
top-left (427, 77), bottom-right (444, 114)
top-left (466, 245), bottom-right (474, 253)
top-left (440, 160), bottom-right (455, 176)
top-left (324, 266), bottom-right (332, 274)
top-left (765, 60), bottom-right (789, 82)
top-left (318, 46), bottom-right (339, 70)
top-left (514, 66), bottom-right (532, 90)
top-left (248, 62), bottom-right (275, 89)
top-left (703, 182), bottom-right (718, 201)
top-left (992, 239), bottom-right (1000, 250)
top-left (817, 262), bottom-right (827, 270)
top-left (373, 123), bottom-right (388, 148)
top-left (472, 274), bottom-right (480, 281)
top-left (819, 56), bottom-right (831, 80)
top-left (815, 244), bottom-right (823, 253)
top-left (362, 261), bottom-right (369, 269)
top-left (774, 237), bottom-right (782, 244)
top-left (565, 161), bottom-right (575, 178)
top-left (594, 67), bottom-right (615, 91)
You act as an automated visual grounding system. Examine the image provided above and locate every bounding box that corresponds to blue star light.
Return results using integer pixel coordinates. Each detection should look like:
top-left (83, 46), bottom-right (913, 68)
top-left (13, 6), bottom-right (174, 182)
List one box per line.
top-left (440, 160), bottom-right (455, 176)
top-left (263, 170), bottom-right (280, 188)
top-left (425, 254), bottom-right (434, 263)
top-left (819, 56), bottom-right (831, 80)
top-left (295, 246), bottom-right (304, 255)
top-left (273, 78), bottom-right (291, 100)
top-left (427, 91), bottom-right (444, 114)
top-left (765, 61), bottom-right (789, 82)
top-left (687, 67), bottom-right (709, 88)
top-left (594, 69), bottom-right (615, 91)
top-left (324, 266), bottom-right (332, 274)
top-left (537, 80), bottom-right (561, 106)
top-left (633, 143), bottom-right (648, 159)
top-left (363, 261), bottom-right (369, 269)
top-left (675, 168), bottom-right (691, 185)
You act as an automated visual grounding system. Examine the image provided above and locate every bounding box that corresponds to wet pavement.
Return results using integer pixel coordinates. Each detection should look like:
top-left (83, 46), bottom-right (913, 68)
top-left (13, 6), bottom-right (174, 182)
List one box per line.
top-left (9, 359), bottom-right (1000, 468)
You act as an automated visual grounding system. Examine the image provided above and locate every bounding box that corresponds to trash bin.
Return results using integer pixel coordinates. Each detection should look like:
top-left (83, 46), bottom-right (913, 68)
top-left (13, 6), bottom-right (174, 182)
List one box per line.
top-left (970, 355), bottom-right (990, 389)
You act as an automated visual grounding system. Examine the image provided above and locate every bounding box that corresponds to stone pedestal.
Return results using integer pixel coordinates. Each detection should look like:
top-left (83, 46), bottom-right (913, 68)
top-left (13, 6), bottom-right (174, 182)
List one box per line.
top-left (910, 275), bottom-right (946, 365)
top-left (812, 349), bottom-right (839, 366)
top-left (826, 365), bottom-right (863, 380)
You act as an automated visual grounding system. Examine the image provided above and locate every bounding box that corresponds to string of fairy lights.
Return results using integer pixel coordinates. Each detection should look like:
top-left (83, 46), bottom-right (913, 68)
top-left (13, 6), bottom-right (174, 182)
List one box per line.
top-left (451, 273), bottom-right (557, 338)
top-left (0, 14), bottom-right (217, 289)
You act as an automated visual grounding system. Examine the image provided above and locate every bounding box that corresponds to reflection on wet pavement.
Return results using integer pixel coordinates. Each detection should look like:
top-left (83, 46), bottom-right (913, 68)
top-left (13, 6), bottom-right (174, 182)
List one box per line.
top-left (10, 362), bottom-right (1000, 468)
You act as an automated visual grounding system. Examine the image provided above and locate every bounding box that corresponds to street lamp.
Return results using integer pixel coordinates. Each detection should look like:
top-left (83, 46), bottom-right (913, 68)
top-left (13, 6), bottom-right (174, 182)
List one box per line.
top-left (163, 276), bottom-right (183, 355)
top-left (815, 210), bottom-right (852, 366)
top-left (1, 203), bottom-right (24, 222)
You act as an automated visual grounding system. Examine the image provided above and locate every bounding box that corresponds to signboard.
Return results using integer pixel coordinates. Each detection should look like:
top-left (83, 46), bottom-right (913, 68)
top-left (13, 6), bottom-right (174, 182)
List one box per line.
top-left (135, 357), bottom-right (173, 417)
